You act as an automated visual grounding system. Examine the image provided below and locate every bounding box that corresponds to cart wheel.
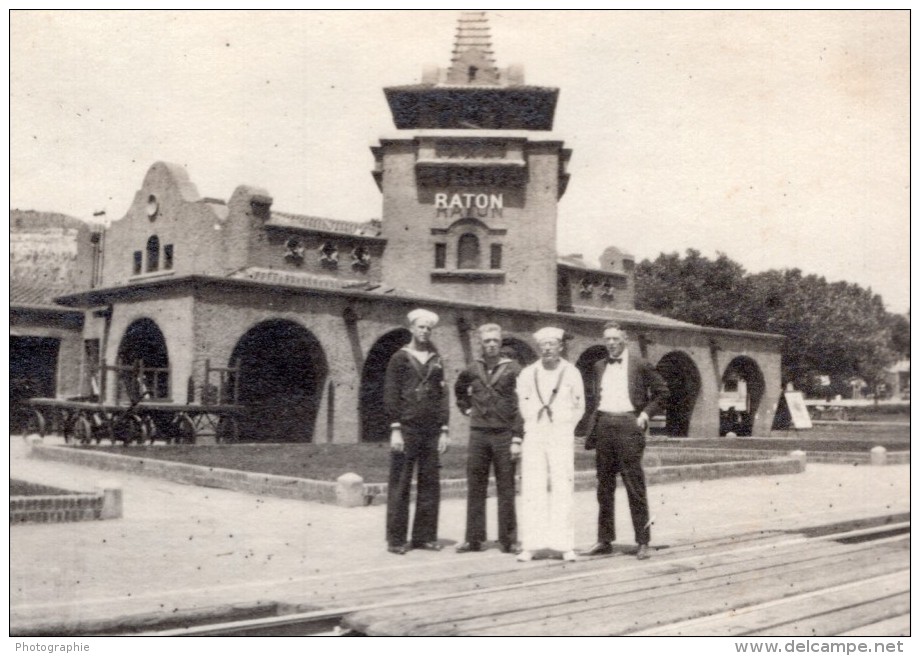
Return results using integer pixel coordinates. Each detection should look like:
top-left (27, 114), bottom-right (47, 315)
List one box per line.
top-left (63, 412), bottom-right (77, 444)
top-left (143, 417), bottom-right (158, 445)
top-left (174, 414), bottom-right (196, 444)
top-left (25, 409), bottom-right (46, 438)
top-left (73, 415), bottom-right (94, 446)
top-left (123, 414), bottom-right (148, 445)
top-left (216, 416), bottom-right (239, 443)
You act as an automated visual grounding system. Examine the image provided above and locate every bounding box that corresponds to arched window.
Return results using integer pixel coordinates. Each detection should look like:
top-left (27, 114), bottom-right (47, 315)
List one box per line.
top-left (457, 233), bottom-right (480, 269)
top-left (146, 236), bottom-right (160, 272)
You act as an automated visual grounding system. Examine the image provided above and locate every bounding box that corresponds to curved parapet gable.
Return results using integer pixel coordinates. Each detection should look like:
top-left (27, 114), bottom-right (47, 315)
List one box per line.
top-left (101, 162), bottom-right (231, 286)
top-left (142, 161), bottom-right (202, 203)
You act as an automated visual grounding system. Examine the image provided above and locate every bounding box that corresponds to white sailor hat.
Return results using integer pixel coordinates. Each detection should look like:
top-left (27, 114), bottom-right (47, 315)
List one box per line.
top-left (533, 326), bottom-right (565, 343)
top-left (407, 308), bottom-right (439, 326)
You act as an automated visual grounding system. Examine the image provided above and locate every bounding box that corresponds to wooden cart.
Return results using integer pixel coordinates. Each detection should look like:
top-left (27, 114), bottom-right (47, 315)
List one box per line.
top-left (22, 359), bottom-right (243, 445)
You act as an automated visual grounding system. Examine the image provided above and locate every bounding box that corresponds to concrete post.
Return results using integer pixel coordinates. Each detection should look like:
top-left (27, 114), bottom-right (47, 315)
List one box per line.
top-left (869, 446), bottom-right (887, 466)
top-left (336, 472), bottom-right (365, 507)
top-left (789, 450), bottom-right (807, 468)
top-left (97, 480), bottom-right (123, 519)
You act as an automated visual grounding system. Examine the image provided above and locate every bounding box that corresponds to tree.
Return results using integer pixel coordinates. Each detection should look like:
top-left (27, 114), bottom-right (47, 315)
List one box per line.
top-left (739, 270), bottom-right (896, 387)
top-left (635, 251), bottom-right (898, 389)
top-left (635, 249), bottom-right (748, 329)
top-left (887, 311), bottom-right (910, 360)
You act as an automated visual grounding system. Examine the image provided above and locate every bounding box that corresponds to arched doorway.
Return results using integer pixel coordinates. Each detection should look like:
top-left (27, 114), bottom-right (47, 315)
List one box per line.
top-left (117, 318), bottom-right (170, 399)
top-left (500, 336), bottom-right (538, 367)
top-left (360, 328), bottom-right (412, 442)
top-left (230, 320), bottom-right (327, 442)
top-left (720, 356), bottom-right (766, 436)
top-left (656, 351), bottom-right (701, 437)
top-left (574, 345), bottom-right (608, 436)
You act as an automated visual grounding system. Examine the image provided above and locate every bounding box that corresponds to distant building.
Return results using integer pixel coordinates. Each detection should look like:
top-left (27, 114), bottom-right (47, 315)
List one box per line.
top-left (10, 211), bottom-right (102, 428)
top-left (12, 12), bottom-right (784, 439)
top-left (885, 359), bottom-right (910, 399)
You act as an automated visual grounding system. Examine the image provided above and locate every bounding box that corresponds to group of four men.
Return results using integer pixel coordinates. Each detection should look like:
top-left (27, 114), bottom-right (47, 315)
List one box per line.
top-left (383, 308), bottom-right (669, 563)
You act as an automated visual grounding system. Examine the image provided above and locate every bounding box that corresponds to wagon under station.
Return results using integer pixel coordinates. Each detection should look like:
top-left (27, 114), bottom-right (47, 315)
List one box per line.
top-left (23, 359), bottom-right (242, 445)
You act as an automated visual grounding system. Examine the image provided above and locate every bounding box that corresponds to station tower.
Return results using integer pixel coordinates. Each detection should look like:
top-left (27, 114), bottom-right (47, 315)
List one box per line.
top-left (372, 11), bottom-right (571, 312)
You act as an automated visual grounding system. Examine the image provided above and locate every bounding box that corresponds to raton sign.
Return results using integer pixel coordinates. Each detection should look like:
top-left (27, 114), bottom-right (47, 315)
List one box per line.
top-left (434, 192), bottom-right (504, 219)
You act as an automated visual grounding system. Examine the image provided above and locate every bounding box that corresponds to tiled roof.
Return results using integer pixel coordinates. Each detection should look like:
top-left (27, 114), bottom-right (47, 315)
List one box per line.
top-left (557, 256), bottom-right (625, 276)
top-left (227, 267), bottom-right (434, 300)
top-left (558, 255), bottom-right (592, 269)
top-left (10, 280), bottom-right (78, 308)
top-left (268, 211), bottom-right (382, 238)
top-left (568, 305), bottom-right (707, 329)
top-left (229, 267), bottom-right (363, 290)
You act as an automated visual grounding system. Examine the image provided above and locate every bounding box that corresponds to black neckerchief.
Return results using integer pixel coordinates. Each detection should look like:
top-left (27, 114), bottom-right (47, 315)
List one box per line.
top-left (534, 363), bottom-right (566, 422)
top-left (475, 357), bottom-right (510, 391)
top-left (403, 349), bottom-right (440, 395)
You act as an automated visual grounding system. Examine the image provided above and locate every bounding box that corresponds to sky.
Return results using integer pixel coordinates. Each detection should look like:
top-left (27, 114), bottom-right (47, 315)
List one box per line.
top-left (9, 9), bottom-right (910, 312)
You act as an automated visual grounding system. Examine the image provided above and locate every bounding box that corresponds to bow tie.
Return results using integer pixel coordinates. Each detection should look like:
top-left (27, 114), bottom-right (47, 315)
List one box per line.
top-left (608, 357), bottom-right (622, 364)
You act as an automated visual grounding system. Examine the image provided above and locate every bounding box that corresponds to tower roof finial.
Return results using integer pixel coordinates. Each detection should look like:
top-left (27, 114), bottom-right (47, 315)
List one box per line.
top-left (445, 11), bottom-right (500, 85)
top-left (384, 11), bottom-right (556, 130)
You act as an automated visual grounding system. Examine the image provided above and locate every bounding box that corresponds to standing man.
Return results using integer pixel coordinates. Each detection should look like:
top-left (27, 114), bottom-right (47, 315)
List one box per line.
top-left (515, 327), bottom-right (585, 563)
top-left (582, 322), bottom-right (669, 560)
top-left (454, 323), bottom-right (524, 555)
top-left (383, 308), bottom-right (450, 555)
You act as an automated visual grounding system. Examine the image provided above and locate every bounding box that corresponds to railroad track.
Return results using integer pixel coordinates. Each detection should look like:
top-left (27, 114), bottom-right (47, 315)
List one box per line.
top-left (144, 514), bottom-right (909, 637)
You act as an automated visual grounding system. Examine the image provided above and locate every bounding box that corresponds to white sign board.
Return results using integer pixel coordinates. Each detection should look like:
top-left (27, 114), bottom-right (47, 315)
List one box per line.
top-left (784, 391), bottom-right (813, 429)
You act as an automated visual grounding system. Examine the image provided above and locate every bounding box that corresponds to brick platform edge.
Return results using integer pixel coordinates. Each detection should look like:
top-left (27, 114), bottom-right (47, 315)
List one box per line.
top-left (647, 446), bottom-right (910, 466)
top-left (10, 486), bottom-right (122, 524)
top-left (11, 493), bottom-right (103, 524)
top-left (30, 443), bottom-right (808, 508)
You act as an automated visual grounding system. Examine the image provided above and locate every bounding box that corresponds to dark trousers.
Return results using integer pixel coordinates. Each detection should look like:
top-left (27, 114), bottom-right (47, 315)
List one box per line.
top-left (386, 427), bottom-right (441, 547)
top-left (594, 413), bottom-right (651, 545)
top-left (464, 428), bottom-right (517, 546)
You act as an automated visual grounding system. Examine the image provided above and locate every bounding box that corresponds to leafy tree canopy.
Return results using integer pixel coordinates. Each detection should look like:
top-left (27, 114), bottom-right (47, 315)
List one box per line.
top-left (636, 250), bottom-right (900, 388)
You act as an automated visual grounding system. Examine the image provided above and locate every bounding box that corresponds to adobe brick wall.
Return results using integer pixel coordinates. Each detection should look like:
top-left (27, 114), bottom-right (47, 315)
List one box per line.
top-left (103, 294), bottom-right (195, 404)
top-left (183, 281), bottom-right (784, 443)
top-left (375, 138), bottom-right (562, 313)
top-left (59, 161), bottom-right (787, 443)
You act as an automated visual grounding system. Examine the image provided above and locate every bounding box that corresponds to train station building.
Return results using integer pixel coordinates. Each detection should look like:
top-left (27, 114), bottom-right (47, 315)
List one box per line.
top-left (13, 12), bottom-right (784, 441)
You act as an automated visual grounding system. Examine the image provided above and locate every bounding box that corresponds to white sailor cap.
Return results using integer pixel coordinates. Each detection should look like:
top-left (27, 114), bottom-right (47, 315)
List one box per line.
top-left (533, 326), bottom-right (565, 343)
top-left (407, 308), bottom-right (439, 326)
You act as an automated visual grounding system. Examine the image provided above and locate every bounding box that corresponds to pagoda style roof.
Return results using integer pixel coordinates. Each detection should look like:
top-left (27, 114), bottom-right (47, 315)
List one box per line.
top-left (384, 86), bottom-right (558, 131)
top-left (384, 11), bottom-right (558, 130)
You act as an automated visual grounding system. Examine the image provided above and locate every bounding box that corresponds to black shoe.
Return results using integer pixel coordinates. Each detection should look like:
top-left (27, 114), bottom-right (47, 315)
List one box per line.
top-left (582, 541), bottom-right (613, 556)
top-left (500, 542), bottom-right (522, 555)
top-left (387, 544), bottom-right (408, 555)
top-left (636, 544), bottom-right (651, 560)
top-left (411, 541), bottom-right (442, 551)
top-left (456, 542), bottom-right (482, 553)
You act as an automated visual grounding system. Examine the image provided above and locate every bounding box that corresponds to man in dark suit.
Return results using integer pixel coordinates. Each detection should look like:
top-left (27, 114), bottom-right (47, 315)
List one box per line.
top-left (582, 322), bottom-right (669, 560)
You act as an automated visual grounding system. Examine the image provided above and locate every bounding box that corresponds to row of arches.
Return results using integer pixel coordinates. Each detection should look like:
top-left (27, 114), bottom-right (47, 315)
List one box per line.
top-left (112, 317), bottom-right (766, 442)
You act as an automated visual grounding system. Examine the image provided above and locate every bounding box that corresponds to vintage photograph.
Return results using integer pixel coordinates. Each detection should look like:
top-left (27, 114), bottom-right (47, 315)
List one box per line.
top-left (9, 9), bottom-right (909, 640)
